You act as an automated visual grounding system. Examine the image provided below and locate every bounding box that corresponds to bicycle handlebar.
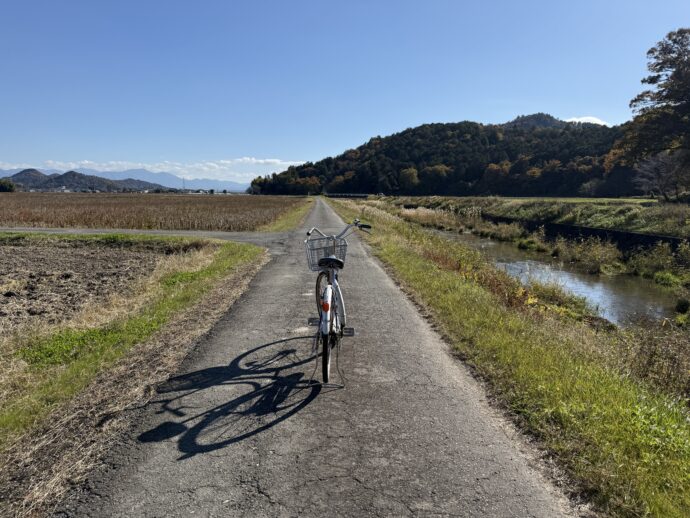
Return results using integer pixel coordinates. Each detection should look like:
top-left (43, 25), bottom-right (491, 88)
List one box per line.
top-left (306, 219), bottom-right (372, 239)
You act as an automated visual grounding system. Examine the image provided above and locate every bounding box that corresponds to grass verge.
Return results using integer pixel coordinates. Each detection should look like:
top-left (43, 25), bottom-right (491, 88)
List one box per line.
top-left (0, 233), bottom-right (264, 452)
top-left (258, 196), bottom-right (314, 231)
top-left (386, 196), bottom-right (690, 238)
top-left (330, 199), bottom-right (690, 517)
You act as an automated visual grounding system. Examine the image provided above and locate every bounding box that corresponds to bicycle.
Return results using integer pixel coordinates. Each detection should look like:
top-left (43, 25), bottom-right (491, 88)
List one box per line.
top-left (304, 218), bottom-right (371, 383)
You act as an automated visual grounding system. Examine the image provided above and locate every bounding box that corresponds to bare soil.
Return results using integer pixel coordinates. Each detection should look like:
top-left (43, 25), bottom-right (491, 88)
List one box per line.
top-left (0, 243), bottom-right (161, 338)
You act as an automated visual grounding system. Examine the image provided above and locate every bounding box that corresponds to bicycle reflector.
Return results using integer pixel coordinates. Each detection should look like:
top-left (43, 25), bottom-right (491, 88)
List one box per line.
top-left (321, 301), bottom-right (330, 312)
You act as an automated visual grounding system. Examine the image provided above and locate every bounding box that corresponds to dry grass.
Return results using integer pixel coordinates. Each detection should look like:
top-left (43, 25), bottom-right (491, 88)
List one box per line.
top-left (0, 193), bottom-right (308, 231)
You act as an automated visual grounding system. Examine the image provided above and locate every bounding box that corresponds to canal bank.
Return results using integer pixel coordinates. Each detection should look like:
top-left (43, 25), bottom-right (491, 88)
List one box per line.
top-left (438, 230), bottom-right (679, 325)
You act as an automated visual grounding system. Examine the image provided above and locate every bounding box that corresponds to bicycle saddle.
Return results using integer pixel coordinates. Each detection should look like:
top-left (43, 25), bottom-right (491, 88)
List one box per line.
top-left (318, 255), bottom-right (344, 269)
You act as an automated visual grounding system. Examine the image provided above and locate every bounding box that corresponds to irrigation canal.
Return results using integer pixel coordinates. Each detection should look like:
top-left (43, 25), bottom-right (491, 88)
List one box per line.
top-left (440, 230), bottom-right (679, 326)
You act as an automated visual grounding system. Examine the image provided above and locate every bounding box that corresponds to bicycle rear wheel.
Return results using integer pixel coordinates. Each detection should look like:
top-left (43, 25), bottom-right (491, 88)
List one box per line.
top-left (315, 271), bottom-right (328, 314)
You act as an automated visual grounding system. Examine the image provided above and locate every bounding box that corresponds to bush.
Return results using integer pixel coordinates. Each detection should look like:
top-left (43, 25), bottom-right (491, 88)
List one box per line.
top-left (628, 242), bottom-right (676, 277)
top-left (0, 179), bottom-right (15, 192)
top-left (676, 298), bottom-right (690, 314)
top-left (676, 241), bottom-right (690, 268)
top-left (653, 271), bottom-right (682, 287)
top-left (571, 237), bottom-right (622, 274)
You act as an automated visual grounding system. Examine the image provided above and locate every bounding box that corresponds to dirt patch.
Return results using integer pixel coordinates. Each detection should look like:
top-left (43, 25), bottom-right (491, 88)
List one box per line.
top-left (0, 244), bottom-right (161, 338)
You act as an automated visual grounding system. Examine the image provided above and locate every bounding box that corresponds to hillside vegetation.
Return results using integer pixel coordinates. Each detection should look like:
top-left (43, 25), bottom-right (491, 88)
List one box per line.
top-left (251, 114), bottom-right (636, 197)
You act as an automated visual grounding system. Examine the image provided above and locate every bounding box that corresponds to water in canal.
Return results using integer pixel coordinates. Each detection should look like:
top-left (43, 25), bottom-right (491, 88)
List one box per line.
top-left (441, 231), bottom-right (679, 326)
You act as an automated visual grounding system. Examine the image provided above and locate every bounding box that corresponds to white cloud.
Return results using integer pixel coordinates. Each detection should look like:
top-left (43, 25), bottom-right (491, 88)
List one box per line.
top-left (0, 158), bottom-right (305, 182)
top-left (565, 116), bottom-right (610, 126)
top-left (0, 161), bottom-right (33, 170)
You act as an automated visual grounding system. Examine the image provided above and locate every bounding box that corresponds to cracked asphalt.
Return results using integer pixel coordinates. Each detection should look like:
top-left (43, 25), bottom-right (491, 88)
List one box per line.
top-left (54, 199), bottom-right (574, 517)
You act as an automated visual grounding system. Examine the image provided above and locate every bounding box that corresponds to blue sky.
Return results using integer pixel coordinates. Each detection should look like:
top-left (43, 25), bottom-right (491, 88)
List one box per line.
top-left (1, 0), bottom-right (688, 181)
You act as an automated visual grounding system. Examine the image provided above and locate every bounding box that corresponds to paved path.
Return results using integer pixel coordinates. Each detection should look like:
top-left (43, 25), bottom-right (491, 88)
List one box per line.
top-left (56, 199), bottom-right (573, 517)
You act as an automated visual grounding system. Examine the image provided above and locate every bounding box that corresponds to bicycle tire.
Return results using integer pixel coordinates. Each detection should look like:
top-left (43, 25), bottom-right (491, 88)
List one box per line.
top-left (315, 271), bottom-right (328, 314)
top-left (321, 332), bottom-right (331, 383)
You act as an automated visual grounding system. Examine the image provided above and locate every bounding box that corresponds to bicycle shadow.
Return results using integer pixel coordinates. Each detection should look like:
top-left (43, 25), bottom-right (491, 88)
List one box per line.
top-left (137, 336), bottom-right (325, 460)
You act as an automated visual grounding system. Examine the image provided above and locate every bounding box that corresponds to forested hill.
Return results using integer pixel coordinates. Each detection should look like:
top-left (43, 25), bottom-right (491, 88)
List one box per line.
top-left (251, 114), bottom-right (636, 197)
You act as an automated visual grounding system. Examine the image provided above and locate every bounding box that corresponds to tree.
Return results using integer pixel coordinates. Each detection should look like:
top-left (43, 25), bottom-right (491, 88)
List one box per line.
top-left (0, 179), bottom-right (15, 192)
top-left (618, 28), bottom-right (690, 163)
top-left (633, 151), bottom-right (690, 200)
top-left (398, 167), bottom-right (419, 192)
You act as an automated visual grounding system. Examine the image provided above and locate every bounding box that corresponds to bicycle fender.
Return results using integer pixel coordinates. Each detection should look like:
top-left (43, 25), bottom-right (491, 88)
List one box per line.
top-left (320, 285), bottom-right (332, 336)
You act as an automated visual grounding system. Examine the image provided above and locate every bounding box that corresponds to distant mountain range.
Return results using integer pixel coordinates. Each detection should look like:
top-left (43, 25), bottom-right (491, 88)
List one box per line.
top-left (1, 169), bottom-right (172, 192)
top-left (0, 168), bottom-right (249, 192)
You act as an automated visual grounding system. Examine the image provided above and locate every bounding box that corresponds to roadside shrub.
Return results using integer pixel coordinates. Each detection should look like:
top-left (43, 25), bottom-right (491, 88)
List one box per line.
top-left (628, 242), bottom-right (676, 277)
top-left (676, 241), bottom-right (690, 268)
top-left (474, 221), bottom-right (524, 241)
top-left (570, 237), bottom-right (622, 274)
top-left (515, 227), bottom-right (549, 252)
top-left (529, 280), bottom-right (590, 316)
top-left (653, 271), bottom-right (682, 287)
top-left (676, 298), bottom-right (690, 314)
top-left (550, 236), bottom-right (570, 259)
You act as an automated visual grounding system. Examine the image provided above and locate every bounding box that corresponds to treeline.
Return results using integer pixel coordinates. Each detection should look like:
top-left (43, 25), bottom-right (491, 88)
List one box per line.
top-left (252, 28), bottom-right (690, 199)
top-left (250, 114), bottom-right (636, 197)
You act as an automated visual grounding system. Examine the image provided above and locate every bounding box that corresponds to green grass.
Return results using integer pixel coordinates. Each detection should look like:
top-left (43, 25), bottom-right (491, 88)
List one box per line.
top-left (331, 199), bottom-right (690, 517)
top-left (388, 195), bottom-right (689, 239)
top-left (0, 234), bottom-right (263, 449)
top-left (258, 196), bottom-right (314, 231)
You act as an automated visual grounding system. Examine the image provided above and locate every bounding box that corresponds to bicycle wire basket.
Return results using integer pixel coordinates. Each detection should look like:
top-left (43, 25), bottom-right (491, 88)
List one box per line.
top-left (305, 236), bottom-right (348, 271)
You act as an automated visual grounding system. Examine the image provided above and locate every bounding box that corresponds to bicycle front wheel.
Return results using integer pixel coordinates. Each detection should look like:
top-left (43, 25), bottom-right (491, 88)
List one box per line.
top-left (321, 332), bottom-right (331, 383)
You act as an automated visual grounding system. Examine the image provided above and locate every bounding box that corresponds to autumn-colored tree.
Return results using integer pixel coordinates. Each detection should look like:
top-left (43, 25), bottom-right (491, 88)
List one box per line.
top-left (398, 167), bottom-right (419, 192)
top-left (618, 28), bottom-right (690, 163)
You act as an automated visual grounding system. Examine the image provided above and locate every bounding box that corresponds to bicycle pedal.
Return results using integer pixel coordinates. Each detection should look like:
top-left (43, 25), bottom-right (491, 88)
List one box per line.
top-left (307, 317), bottom-right (320, 327)
top-left (342, 327), bottom-right (355, 337)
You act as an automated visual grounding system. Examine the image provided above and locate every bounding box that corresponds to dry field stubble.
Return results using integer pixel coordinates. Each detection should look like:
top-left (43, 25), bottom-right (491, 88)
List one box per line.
top-left (0, 193), bottom-right (307, 231)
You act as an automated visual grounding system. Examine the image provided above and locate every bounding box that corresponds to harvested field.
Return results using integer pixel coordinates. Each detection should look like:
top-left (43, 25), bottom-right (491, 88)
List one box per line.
top-left (0, 193), bottom-right (307, 231)
top-left (0, 243), bottom-right (160, 336)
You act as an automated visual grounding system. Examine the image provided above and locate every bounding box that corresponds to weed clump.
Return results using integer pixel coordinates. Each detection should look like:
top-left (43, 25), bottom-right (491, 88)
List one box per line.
top-left (628, 242), bottom-right (677, 277)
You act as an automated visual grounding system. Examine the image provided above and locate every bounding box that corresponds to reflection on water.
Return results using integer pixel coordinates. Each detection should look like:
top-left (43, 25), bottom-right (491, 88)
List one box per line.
top-left (442, 231), bottom-right (678, 326)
